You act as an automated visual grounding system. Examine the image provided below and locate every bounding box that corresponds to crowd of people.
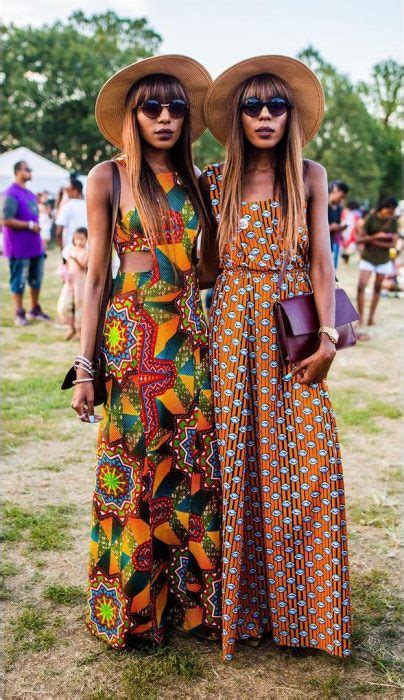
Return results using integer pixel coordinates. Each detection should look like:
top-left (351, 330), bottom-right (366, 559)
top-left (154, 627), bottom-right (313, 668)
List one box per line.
top-left (0, 158), bottom-right (401, 340)
top-left (1, 159), bottom-right (88, 337)
top-left (327, 179), bottom-right (401, 338)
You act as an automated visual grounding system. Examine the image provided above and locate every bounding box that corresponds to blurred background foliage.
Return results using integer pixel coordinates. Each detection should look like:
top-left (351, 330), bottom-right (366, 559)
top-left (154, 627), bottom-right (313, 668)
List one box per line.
top-left (1, 13), bottom-right (402, 203)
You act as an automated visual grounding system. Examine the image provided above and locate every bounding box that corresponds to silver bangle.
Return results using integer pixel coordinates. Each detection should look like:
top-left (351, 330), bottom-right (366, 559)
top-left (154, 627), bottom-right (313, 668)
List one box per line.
top-left (73, 377), bottom-right (94, 385)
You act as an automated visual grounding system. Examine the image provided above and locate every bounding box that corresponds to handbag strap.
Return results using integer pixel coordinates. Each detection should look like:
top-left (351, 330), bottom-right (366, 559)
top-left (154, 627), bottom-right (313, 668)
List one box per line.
top-left (93, 160), bottom-right (121, 364)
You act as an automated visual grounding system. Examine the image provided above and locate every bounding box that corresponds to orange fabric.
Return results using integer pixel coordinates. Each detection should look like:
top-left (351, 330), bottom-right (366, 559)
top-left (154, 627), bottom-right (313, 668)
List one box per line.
top-left (205, 163), bottom-right (352, 661)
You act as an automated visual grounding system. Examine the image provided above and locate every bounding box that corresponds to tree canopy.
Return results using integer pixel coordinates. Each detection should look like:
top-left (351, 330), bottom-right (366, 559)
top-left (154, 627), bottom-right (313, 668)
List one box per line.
top-left (1, 12), bottom-right (161, 169)
top-left (1, 16), bottom-right (401, 204)
top-left (299, 47), bottom-right (402, 203)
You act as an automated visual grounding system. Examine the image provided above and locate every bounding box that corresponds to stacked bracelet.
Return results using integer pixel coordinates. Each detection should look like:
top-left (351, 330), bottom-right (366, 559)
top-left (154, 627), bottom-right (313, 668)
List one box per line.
top-left (74, 355), bottom-right (94, 377)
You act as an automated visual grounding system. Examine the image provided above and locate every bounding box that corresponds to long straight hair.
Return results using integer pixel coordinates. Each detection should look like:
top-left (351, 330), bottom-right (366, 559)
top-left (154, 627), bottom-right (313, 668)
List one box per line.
top-left (218, 73), bottom-right (306, 257)
top-left (120, 74), bottom-right (209, 248)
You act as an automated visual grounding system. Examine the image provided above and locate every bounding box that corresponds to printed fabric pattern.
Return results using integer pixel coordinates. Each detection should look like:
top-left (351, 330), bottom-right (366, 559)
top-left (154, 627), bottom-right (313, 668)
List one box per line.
top-left (205, 162), bottom-right (351, 661)
top-left (87, 169), bottom-right (221, 648)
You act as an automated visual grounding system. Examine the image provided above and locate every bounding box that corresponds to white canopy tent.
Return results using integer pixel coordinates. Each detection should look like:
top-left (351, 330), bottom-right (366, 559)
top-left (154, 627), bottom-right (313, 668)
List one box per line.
top-left (0, 147), bottom-right (71, 196)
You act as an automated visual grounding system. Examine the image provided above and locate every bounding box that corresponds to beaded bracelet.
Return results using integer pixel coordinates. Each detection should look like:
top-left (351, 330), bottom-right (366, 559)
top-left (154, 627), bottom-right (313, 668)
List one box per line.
top-left (75, 354), bottom-right (93, 367)
top-left (74, 354), bottom-right (94, 377)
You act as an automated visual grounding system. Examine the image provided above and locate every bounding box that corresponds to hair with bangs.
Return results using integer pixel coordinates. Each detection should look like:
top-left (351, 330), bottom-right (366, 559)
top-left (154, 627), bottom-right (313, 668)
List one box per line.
top-left (217, 73), bottom-right (305, 257)
top-left (120, 73), bottom-right (209, 248)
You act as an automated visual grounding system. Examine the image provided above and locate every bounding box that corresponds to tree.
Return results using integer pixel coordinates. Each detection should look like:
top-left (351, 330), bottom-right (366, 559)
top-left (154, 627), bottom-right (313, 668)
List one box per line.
top-left (358, 59), bottom-right (403, 198)
top-left (372, 124), bottom-right (401, 198)
top-left (1, 12), bottom-right (161, 171)
top-left (298, 47), bottom-right (383, 204)
top-left (359, 59), bottom-right (403, 127)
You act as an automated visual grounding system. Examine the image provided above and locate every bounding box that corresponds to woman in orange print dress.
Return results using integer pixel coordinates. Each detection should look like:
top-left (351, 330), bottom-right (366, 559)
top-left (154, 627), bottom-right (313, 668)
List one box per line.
top-left (199, 56), bottom-right (351, 661)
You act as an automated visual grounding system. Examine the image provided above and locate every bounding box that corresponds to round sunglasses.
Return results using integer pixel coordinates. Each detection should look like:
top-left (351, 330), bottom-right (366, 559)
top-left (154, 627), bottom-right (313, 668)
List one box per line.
top-left (241, 96), bottom-right (292, 118)
top-left (139, 98), bottom-right (189, 120)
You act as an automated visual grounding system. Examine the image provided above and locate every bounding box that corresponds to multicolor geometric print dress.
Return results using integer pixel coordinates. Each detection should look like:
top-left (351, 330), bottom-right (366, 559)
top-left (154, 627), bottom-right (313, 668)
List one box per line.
top-left (204, 163), bottom-right (351, 661)
top-left (86, 163), bottom-right (221, 648)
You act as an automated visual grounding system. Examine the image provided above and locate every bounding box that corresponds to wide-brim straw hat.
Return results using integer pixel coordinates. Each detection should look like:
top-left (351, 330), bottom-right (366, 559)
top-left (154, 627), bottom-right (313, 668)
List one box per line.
top-left (95, 55), bottom-right (212, 148)
top-left (204, 55), bottom-right (324, 147)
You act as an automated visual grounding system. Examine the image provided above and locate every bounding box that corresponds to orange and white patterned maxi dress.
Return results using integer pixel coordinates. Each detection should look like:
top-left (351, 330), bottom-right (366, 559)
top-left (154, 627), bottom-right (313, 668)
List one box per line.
top-left (204, 163), bottom-right (351, 661)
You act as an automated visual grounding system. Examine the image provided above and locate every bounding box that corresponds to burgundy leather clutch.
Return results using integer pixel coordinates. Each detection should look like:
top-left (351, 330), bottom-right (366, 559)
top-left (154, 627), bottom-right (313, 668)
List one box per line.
top-left (273, 265), bottom-right (359, 365)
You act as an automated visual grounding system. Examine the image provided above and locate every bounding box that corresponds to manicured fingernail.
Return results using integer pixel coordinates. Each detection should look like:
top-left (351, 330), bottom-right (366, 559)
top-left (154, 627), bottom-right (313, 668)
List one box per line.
top-left (89, 415), bottom-right (95, 424)
top-left (283, 373), bottom-right (292, 381)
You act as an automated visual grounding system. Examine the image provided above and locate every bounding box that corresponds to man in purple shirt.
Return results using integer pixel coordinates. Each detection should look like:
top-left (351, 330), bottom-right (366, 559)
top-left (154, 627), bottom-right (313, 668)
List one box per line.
top-left (2, 161), bottom-right (51, 325)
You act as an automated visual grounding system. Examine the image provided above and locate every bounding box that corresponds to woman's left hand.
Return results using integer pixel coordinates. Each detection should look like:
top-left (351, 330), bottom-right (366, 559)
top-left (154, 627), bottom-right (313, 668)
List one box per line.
top-left (289, 337), bottom-right (336, 385)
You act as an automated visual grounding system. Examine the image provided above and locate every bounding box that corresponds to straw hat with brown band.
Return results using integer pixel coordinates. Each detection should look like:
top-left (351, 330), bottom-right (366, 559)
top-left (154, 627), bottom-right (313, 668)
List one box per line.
top-left (95, 54), bottom-right (212, 148)
top-left (204, 55), bottom-right (325, 147)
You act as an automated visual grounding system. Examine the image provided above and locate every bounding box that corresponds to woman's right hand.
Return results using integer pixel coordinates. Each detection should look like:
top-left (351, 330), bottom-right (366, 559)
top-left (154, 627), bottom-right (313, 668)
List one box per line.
top-left (71, 379), bottom-right (97, 423)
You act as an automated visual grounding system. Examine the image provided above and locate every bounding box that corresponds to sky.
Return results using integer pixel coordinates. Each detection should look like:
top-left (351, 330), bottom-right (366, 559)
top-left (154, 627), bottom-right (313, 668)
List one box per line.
top-left (3, 0), bottom-right (402, 83)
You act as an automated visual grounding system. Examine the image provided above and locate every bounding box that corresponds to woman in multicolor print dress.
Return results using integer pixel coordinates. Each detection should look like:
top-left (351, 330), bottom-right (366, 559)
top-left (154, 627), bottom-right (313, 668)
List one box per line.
top-left (199, 56), bottom-right (352, 661)
top-left (70, 56), bottom-right (221, 649)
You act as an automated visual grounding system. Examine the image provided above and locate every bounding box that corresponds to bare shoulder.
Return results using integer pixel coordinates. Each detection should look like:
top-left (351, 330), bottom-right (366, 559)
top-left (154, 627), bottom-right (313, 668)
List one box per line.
top-left (304, 159), bottom-right (327, 181)
top-left (86, 161), bottom-right (114, 201)
top-left (304, 159), bottom-right (327, 188)
top-left (87, 161), bottom-right (114, 187)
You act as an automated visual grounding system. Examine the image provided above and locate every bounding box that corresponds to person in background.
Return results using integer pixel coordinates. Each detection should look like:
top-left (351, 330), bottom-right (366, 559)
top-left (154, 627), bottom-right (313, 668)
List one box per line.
top-left (1, 161), bottom-right (51, 326)
top-left (55, 178), bottom-right (87, 249)
top-left (55, 186), bottom-right (66, 220)
top-left (57, 226), bottom-right (89, 340)
top-left (356, 196), bottom-right (398, 329)
top-left (328, 180), bottom-right (349, 268)
top-left (341, 200), bottom-right (361, 264)
top-left (38, 191), bottom-right (54, 249)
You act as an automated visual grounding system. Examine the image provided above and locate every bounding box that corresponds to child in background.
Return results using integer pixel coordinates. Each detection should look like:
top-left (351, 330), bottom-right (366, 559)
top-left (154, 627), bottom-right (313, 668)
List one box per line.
top-left (57, 227), bottom-right (88, 340)
top-left (37, 191), bottom-right (53, 249)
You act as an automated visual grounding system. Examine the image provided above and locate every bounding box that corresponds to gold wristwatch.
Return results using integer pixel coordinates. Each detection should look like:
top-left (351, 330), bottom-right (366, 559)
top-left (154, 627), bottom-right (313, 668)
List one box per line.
top-left (318, 326), bottom-right (339, 344)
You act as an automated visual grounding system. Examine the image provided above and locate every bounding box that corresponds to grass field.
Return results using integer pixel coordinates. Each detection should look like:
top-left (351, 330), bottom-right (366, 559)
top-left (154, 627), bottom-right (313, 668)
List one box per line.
top-left (1, 248), bottom-right (403, 699)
